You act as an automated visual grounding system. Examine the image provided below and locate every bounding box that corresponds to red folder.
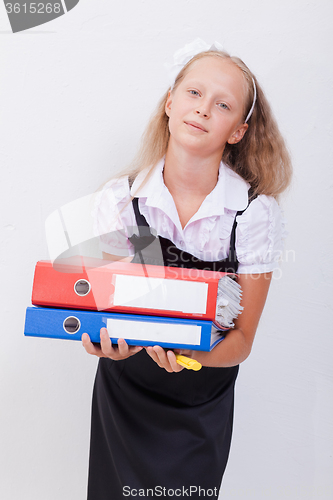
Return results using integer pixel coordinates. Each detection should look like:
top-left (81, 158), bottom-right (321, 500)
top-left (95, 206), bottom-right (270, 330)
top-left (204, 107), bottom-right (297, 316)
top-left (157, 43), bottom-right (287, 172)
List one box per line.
top-left (31, 257), bottom-right (235, 329)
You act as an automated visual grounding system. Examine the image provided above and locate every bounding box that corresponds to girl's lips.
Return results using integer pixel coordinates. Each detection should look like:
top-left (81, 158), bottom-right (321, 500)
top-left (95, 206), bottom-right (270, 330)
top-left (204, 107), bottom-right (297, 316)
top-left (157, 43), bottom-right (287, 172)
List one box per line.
top-left (185, 121), bottom-right (208, 132)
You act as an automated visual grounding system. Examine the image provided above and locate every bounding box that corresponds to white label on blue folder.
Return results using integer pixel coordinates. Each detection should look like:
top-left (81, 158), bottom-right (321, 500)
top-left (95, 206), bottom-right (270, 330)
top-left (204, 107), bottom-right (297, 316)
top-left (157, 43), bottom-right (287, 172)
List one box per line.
top-left (112, 275), bottom-right (208, 314)
top-left (106, 318), bottom-right (201, 345)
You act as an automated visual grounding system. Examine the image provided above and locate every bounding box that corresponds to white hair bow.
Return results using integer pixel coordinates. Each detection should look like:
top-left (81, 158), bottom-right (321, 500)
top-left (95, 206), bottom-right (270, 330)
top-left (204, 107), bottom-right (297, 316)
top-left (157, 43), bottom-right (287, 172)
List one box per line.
top-left (164, 37), bottom-right (224, 89)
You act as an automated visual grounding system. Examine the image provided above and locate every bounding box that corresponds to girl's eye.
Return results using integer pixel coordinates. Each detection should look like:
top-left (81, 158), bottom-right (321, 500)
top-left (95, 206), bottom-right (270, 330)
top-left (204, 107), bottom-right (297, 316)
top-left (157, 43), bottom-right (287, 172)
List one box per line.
top-left (218, 102), bottom-right (229, 110)
top-left (189, 90), bottom-right (200, 96)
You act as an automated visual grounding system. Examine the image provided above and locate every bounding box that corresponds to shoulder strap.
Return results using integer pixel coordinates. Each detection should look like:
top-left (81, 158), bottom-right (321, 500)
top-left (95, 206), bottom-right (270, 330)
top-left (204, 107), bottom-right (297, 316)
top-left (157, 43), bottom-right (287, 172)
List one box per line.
top-left (128, 175), bottom-right (150, 230)
top-left (131, 197), bottom-right (150, 233)
top-left (228, 188), bottom-right (258, 264)
top-left (236, 187), bottom-right (257, 217)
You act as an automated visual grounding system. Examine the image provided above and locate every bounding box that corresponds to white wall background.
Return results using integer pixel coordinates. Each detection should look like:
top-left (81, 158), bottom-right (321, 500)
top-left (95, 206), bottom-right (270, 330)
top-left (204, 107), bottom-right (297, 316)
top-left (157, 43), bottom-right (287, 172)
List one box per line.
top-left (1, 1), bottom-right (332, 499)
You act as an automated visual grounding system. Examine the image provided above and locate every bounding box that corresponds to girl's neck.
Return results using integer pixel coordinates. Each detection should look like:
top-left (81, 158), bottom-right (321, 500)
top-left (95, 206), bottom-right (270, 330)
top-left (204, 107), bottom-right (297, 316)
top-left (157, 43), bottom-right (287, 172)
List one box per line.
top-left (163, 146), bottom-right (221, 199)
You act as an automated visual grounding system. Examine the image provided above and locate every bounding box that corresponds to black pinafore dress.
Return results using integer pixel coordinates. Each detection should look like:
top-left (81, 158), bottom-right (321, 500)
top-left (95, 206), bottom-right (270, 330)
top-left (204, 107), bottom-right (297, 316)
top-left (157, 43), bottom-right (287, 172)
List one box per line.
top-left (87, 198), bottom-right (244, 500)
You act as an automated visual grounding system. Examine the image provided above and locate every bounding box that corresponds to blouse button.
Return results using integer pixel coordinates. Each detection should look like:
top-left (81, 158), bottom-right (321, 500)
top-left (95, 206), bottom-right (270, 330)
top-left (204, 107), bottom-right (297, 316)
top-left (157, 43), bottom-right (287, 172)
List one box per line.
top-left (179, 240), bottom-right (184, 247)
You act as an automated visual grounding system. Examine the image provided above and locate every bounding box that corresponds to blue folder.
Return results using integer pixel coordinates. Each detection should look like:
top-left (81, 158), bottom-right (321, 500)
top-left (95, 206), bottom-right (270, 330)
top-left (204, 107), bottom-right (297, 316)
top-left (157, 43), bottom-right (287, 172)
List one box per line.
top-left (24, 306), bottom-right (225, 351)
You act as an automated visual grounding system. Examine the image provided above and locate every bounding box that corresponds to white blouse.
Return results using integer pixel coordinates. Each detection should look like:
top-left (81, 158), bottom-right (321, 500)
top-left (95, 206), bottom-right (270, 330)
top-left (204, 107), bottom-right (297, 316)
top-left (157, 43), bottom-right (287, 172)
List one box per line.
top-left (92, 158), bottom-right (286, 274)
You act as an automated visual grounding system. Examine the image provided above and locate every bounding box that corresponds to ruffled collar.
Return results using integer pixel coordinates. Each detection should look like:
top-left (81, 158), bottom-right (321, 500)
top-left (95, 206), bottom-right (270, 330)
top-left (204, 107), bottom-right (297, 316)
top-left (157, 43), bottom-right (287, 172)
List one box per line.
top-left (130, 158), bottom-right (249, 226)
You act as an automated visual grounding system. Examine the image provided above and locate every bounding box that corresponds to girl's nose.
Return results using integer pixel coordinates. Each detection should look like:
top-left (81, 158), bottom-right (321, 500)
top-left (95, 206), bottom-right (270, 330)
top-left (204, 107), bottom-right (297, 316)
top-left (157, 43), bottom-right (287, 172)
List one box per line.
top-left (195, 107), bottom-right (209, 118)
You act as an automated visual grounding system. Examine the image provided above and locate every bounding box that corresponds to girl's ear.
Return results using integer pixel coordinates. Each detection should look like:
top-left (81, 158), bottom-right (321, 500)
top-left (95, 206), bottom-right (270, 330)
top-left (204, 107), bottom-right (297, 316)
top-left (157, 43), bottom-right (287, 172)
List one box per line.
top-left (227, 123), bottom-right (248, 145)
top-left (165, 91), bottom-right (172, 117)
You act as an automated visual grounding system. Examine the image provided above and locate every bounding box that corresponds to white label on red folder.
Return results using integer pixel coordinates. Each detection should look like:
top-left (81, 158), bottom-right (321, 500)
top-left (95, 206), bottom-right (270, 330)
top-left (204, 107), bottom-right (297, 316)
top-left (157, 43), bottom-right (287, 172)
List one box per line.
top-left (112, 275), bottom-right (208, 314)
top-left (106, 318), bottom-right (201, 345)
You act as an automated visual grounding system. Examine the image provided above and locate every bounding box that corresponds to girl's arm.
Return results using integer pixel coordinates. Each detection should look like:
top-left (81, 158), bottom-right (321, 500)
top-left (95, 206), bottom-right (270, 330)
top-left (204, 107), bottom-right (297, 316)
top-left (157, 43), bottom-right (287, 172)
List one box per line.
top-left (146, 272), bottom-right (272, 371)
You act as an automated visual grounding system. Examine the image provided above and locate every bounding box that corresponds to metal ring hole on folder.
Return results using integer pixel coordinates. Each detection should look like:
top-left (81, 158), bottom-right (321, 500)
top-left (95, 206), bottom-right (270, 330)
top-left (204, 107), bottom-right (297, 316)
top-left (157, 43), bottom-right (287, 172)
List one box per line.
top-left (74, 279), bottom-right (91, 296)
top-left (63, 316), bottom-right (81, 334)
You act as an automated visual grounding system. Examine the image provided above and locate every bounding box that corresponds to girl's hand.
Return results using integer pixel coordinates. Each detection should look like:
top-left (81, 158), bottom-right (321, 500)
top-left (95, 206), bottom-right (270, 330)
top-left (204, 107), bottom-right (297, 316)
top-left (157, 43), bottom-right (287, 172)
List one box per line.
top-left (145, 345), bottom-right (186, 373)
top-left (81, 328), bottom-right (143, 360)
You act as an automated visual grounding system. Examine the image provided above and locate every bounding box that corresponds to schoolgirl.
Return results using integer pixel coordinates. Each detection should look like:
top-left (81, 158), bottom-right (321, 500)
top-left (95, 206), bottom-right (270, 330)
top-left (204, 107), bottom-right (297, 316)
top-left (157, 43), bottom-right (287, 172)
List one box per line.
top-left (82, 39), bottom-right (292, 499)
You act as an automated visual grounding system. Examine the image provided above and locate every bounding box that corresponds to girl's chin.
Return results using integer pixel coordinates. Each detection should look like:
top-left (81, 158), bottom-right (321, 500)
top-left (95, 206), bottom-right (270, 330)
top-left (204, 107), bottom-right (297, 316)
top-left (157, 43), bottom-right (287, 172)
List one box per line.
top-left (175, 139), bottom-right (223, 156)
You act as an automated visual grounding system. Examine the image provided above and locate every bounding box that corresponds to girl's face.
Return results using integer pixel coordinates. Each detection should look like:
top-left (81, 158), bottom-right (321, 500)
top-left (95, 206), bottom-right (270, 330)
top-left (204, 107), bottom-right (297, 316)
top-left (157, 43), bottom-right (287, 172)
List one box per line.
top-left (165, 56), bottom-right (248, 159)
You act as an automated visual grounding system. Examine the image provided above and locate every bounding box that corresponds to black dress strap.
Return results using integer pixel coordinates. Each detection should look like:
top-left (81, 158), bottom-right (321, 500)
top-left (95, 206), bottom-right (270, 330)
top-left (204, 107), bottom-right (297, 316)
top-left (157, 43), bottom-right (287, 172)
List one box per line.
top-left (228, 188), bottom-right (258, 266)
top-left (131, 198), bottom-right (151, 235)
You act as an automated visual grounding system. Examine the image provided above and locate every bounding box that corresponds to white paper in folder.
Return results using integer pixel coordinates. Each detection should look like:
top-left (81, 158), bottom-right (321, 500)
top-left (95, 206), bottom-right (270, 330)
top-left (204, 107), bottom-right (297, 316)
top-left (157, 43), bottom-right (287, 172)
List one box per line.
top-left (106, 317), bottom-right (202, 345)
top-left (112, 274), bottom-right (208, 314)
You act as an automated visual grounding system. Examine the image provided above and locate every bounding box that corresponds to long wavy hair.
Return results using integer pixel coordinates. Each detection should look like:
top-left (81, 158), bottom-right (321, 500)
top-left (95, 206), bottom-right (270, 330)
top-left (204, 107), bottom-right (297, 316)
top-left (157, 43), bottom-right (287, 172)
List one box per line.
top-left (114, 50), bottom-right (292, 199)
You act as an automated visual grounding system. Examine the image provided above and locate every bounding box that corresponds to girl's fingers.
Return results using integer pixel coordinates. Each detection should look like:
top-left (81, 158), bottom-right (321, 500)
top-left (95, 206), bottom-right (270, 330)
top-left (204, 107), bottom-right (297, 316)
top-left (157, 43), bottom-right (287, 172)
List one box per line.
top-left (100, 329), bottom-right (143, 359)
top-left (99, 327), bottom-right (115, 356)
top-left (82, 332), bottom-right (103, 357)
top-left (83, 329), bottom-right (143, 360)
top-left (153, 346), bottom-right (173, 370)
top-left (117, 338), bottom-right (130, 357)
top-left (146, 346), bottom-right (183, 373)
top-left (145, 346), bottom-right (159, 363)
top-left (166, 350), bottom-right (183, 372)
top-left (146, 346), bottom-right (167, 369)
top-left (152, 346), bottom-right (168, 368)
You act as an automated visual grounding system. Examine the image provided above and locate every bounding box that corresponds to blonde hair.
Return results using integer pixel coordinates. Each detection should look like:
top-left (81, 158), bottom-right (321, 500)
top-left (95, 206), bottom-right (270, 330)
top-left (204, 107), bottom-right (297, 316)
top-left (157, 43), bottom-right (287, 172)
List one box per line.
top-left (117, 50), bottom-right (292, 199)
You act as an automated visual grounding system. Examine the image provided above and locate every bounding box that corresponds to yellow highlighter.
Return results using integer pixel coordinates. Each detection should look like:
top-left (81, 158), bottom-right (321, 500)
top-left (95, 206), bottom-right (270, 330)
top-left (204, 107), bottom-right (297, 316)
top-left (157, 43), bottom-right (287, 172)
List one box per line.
top-left (175, 354), bottom-right (202, 371)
